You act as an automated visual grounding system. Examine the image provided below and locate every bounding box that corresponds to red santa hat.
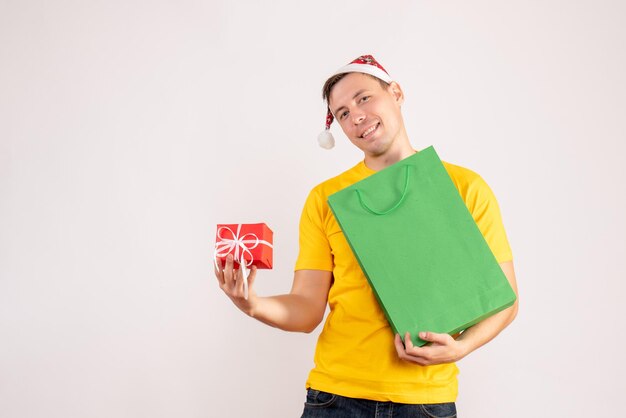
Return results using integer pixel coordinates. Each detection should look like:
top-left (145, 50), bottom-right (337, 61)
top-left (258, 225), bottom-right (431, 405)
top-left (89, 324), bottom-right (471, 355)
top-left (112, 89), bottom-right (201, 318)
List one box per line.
top-left (318, 55), bottom-right (393, 149)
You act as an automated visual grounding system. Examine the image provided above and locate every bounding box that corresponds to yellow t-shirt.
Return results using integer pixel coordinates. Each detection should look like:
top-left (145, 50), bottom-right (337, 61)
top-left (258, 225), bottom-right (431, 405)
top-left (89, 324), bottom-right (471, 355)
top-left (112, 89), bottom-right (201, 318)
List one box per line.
top-left (295, 157), bottom-right (513, 404)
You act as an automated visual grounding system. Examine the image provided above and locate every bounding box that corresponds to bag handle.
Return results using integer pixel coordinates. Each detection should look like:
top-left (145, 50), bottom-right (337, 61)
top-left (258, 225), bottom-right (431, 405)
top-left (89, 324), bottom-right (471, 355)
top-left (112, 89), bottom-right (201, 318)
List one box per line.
top-left (355, 165), bottom-right (411, 215)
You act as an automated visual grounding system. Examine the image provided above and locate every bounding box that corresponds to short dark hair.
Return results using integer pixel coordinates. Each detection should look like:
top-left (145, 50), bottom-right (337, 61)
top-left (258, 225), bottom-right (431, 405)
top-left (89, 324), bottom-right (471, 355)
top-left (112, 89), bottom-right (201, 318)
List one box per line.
top-left (322, 72), bottom-right (390, 103)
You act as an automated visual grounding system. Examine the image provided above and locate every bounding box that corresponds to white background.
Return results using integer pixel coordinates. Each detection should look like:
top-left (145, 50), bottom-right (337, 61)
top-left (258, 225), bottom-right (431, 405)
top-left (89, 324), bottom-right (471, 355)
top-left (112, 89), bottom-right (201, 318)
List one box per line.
top-left (1, 1), bottom-right (625, 417)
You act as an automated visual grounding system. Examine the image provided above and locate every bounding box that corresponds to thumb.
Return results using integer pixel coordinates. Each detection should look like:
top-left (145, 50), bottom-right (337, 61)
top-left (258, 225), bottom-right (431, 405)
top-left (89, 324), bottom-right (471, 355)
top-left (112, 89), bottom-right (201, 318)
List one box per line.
top-left (419, 331), bottom-right (451, 345)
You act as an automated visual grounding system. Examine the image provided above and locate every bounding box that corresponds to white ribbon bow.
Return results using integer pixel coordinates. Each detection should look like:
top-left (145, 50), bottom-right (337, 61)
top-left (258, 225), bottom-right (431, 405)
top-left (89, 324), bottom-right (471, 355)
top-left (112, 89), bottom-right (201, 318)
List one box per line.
top-left (214, 224), bottom-right (273, 299)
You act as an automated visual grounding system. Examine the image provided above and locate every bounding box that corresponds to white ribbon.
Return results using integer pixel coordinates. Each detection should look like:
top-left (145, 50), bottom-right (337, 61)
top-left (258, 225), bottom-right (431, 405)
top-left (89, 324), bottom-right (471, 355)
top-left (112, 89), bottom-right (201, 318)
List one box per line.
top-left (214, 224), bottom-right (273, 300)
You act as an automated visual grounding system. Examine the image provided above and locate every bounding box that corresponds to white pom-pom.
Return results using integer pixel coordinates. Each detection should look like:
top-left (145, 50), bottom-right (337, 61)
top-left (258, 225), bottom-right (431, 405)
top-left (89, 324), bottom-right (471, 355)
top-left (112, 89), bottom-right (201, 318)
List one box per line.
top-left (317, 130), bottom-right (335, 149)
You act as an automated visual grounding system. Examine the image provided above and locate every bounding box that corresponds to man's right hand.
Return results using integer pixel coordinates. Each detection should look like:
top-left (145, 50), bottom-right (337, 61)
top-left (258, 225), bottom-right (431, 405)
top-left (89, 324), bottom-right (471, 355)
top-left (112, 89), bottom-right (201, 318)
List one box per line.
top-left (215, 254), bottom-right (258, 316)
top-left (214, 257), bottom-right (332, 333)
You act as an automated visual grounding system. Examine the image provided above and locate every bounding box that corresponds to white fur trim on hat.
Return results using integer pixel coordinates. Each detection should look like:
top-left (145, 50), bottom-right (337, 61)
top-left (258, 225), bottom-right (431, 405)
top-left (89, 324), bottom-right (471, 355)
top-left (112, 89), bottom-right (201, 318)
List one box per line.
top-left (333, 62), bottom-right (393, 83)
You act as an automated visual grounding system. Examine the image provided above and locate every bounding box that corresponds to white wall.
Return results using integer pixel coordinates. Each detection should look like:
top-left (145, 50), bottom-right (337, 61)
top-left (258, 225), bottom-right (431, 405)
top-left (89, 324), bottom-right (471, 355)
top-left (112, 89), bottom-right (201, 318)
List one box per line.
top-left (1, 1), bottom-right (624, 417)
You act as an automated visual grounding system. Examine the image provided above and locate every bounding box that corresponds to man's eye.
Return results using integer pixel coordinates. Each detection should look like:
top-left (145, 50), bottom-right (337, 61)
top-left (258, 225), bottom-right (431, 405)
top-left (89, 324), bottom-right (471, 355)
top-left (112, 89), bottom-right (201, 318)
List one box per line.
top-left (360, 96), bottom-right (370, 103)
top-left (340, 111), bottom-right (349, 119)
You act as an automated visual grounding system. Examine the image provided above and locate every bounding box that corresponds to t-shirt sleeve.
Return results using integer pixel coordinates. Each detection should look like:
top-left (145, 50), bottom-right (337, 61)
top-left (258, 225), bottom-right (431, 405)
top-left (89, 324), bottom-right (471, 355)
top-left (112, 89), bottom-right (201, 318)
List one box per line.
top-left (294, 188), bottom-right (334, 272)
top-left (465, 176), bottom-right (513, 263)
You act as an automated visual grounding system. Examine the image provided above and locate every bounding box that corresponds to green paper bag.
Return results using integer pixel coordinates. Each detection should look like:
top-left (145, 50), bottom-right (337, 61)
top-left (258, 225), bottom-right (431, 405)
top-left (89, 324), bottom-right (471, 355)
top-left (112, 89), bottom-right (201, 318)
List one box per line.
top-left (327, 146), bottom-right (516, 347)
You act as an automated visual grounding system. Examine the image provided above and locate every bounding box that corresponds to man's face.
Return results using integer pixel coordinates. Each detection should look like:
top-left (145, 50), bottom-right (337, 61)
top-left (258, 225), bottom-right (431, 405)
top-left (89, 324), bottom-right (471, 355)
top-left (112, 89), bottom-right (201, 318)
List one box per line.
top-left (328, 73), bottom-right (405, 158)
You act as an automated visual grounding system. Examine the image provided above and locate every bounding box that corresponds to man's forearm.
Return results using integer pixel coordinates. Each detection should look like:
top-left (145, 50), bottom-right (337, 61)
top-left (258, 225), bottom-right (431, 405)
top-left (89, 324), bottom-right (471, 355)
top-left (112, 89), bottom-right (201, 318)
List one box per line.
top-left (244, 269), bottom-right (332, 333)
top-left (249, 293), bottom-right (326, 333)
top-left (456, 301), bottom-right (518, 358)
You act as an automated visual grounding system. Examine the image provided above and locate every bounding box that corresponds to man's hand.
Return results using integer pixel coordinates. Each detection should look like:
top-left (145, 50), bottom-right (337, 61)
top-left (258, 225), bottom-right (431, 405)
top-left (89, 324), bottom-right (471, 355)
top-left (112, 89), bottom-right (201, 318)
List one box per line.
top-left (394, 331), bottom-right (468, 366)
top-left (214, 257), bottom-right (332, 333)
top-left (215, 254), bottom-right (258, 316)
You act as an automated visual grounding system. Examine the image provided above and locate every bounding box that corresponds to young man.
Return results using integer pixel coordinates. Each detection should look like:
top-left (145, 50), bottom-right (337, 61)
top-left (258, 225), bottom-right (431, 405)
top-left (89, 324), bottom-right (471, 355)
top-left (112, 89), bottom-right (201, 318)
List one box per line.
top-left (215, 55), bottom-right (518, 418)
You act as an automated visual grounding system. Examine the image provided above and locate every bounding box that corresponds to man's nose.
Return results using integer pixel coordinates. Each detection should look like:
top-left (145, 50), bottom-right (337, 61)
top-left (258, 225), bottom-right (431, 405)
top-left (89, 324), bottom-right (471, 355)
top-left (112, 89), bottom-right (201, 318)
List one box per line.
top-left (351, 112), bottom-right (366, 124)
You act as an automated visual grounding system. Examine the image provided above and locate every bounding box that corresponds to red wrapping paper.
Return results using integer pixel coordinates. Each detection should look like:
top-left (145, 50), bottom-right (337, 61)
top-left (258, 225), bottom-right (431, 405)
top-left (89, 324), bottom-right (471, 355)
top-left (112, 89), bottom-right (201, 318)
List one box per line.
top-left (214, 223), bottom-right (273, 269)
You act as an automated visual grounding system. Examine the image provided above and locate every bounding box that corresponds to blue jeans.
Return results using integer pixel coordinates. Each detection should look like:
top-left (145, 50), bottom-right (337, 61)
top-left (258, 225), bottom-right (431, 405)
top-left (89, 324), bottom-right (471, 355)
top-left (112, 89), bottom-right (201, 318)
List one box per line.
top-left (300, 389), bottom-right (457, 418)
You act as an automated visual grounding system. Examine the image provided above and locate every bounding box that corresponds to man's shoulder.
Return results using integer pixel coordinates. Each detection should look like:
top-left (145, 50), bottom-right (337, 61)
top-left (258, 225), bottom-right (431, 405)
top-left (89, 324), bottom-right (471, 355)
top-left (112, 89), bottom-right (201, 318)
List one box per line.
top-left (309, 160), bottom-right (368, 199)
top-left (442, 160), bottom-right (486, 190)
top-left (441, 160), bottom-right (499, 208)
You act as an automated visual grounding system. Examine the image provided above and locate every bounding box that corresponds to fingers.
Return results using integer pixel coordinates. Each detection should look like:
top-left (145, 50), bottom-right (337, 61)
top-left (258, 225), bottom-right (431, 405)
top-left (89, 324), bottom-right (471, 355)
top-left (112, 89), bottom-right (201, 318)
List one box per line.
top-left (394, 332), bottom-right (440, 366)
top-left (394, 331), bottom-right (463, 366)
top-left (222, 255), bottom-right (235, 288)
top-left (218, 255), bottom-right (238, 292)
top-left (216, 255), bottom-right (249, 298)
top-left (403, 333), bottom-right (431, 364)
top-left (214, 258), bottom-right (225, 286)
top-left (394, 333), bottom-right (408, 359)
top-left (228, 257), bottom-right (246, 294)
top-left (394, 333), bottom-right (425, 365)
top-left (404, 332), bottom-right (415, 350)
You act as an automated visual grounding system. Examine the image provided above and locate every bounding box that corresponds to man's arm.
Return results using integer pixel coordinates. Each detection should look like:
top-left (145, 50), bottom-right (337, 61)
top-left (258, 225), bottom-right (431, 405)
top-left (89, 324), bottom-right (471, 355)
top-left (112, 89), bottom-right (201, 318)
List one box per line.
top-left (215, 254), bottom-right (332, 333)
top-left (394, 260), bottom-right (519, 365)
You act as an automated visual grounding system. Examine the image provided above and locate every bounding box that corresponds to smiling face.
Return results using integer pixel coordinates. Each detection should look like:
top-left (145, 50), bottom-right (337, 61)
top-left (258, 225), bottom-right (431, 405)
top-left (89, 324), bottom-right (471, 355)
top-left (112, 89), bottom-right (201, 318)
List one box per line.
top-left (328, 73), bottom-right (412, 165)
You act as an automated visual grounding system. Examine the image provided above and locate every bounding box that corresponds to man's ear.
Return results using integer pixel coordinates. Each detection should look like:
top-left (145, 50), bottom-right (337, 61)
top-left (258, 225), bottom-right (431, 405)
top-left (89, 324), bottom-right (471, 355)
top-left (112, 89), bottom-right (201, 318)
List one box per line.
top-left (387, 81), bottom-right (405, 106)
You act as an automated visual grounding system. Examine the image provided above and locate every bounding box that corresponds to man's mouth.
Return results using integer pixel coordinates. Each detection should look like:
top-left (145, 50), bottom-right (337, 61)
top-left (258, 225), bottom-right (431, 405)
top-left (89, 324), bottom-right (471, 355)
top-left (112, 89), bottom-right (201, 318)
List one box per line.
top-left (360, 123), bottom-right (380, 139)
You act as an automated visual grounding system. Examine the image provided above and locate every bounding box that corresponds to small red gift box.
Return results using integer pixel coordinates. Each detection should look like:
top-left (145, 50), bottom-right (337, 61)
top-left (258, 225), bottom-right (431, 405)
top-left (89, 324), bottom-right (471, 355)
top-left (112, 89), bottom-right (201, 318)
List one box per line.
top-left (214, 223), bottom-right (273, 269)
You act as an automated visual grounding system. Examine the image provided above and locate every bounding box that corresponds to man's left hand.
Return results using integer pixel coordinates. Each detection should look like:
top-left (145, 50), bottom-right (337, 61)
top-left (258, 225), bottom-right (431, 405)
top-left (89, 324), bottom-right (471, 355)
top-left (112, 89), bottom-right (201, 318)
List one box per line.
top-left (394, 331), bottom-right (468, 366)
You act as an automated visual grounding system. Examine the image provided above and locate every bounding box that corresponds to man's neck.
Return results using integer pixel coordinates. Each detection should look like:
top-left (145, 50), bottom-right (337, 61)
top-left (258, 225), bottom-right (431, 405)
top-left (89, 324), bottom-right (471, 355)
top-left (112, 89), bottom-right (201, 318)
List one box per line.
top-left (363, 141), bottom-right (416, 172)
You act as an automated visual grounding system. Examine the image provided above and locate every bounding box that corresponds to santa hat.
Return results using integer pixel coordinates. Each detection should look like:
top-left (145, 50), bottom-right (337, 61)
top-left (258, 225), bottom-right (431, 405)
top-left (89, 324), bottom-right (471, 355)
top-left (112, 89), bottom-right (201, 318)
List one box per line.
top-left (318, 55), bottom-right (393, 149)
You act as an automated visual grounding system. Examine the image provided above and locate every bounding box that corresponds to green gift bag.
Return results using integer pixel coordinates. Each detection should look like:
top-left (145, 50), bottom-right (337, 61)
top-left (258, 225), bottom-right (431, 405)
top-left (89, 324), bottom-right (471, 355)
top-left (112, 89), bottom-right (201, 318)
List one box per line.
top-left (327, 146), bottom-right (516, 346)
